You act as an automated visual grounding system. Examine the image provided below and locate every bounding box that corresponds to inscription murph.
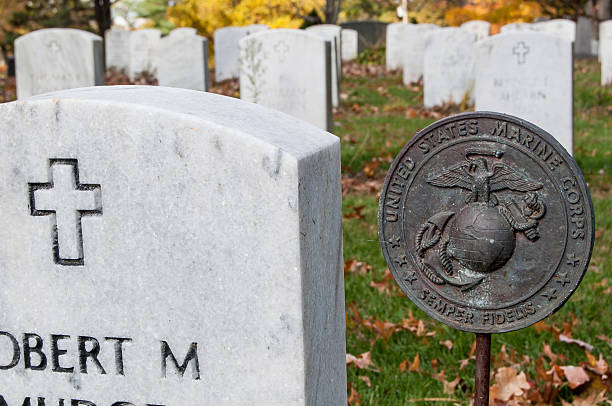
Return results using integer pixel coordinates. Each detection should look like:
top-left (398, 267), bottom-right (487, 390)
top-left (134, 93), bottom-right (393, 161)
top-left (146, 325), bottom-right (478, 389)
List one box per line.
top-left (28, 159), bottom-right (102, 265)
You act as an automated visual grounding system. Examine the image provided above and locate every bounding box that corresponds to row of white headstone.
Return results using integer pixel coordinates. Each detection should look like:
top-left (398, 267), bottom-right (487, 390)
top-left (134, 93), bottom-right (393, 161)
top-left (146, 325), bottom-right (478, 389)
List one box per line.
top-left (15, 27), bottom-right (210, 99)
top-left (105, 27), bottom-right (209, 90)
top-left (419, 28), bottom-right (574, 154)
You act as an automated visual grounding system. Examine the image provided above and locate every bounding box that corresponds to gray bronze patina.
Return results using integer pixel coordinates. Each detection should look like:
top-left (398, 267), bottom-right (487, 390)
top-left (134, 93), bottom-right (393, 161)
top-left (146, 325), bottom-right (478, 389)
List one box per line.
top-left (379, 112), bottom-right (594, 333)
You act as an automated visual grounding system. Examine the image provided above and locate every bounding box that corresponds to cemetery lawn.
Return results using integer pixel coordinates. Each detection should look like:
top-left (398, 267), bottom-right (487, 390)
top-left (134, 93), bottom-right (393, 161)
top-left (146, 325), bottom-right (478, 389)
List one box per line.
top-left (338, 58), bottom-right (612, 405)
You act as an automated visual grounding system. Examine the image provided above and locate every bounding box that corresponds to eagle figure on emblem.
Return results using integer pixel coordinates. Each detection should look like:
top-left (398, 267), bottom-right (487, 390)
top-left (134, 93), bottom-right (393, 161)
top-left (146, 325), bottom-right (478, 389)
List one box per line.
top-left (425, 149), bottom-right (543, 206)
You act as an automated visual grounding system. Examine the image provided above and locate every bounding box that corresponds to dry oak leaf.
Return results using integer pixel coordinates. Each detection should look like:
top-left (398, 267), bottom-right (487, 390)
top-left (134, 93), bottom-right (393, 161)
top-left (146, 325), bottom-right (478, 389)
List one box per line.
top-left (358, 375), bottom-right (371, 387)
top-left (399, 353), bottom-right (420, 372)
top-left (491, 367), bottom-right (531, 402)
top-left (584, 351), bottom-right (609, 375)
top-left (442, 374), bottom-right (460, 395)
top-left (439, 340), bottom-right (454, 351)
top-left (559, 334), bottom-right (594, 352)
top-left (347, 383), bottom-right (361, 406)
top-left (560, 365), bottom-right (590, 389)
top-left (561, 389), bottom-right (612, 406)
top-left (346, 352), bottom-right (374, 370)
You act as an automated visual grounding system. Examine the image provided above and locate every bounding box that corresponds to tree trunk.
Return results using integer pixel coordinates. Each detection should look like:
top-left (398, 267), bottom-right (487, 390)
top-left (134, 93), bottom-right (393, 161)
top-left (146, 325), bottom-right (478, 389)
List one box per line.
top-left (94, 0), bottom-right (112, 37)
top-left (599, 0), bottom-right (612, 20)
top-left (324, 0), bottom-right (341, 24)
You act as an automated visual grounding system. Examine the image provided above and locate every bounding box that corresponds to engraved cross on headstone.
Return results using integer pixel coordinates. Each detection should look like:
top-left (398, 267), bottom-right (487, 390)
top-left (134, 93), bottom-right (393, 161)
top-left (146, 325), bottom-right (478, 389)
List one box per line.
top-left (47, 40), bottom-right (61, 54)
top-left (29, 159), bottom-right (102, 265)
top-left (274, 40), bottom-right (290, 62)
top-left (512, 41), bottom-right (530, 64)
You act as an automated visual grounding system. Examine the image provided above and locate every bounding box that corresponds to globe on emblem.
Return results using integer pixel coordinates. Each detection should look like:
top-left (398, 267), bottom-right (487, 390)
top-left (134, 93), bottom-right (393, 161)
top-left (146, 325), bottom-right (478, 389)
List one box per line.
top-left (448, 203), bottom-right (516, 273)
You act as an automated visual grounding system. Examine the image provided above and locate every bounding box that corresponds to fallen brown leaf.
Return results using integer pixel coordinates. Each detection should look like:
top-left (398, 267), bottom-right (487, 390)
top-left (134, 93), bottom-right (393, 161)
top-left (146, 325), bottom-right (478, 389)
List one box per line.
top-left (347, 382), bottom-right (361, 406)
top-left (358, 375), bottom-right (371, 387)
top-left (491, 367), bottom-right (531, 402)
top-left (584, 351), bottom-right (609, 375)
top-left (346, 352), bottom-right (375, 370)
top-left (439, 339), bottom-right (454, 351)
top-left (442, 374), bottom-right (460, 395)
top-left (560, 365), bottom-right (590, 389)
top-left (559, 334), bottom-right (594, 352)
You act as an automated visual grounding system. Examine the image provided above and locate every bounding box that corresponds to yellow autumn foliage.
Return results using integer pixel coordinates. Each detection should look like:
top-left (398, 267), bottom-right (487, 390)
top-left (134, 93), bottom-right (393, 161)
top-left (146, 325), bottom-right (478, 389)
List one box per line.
top-left (445, 0), bottom-right (543, 33)
top-left (167, 0), bottom-right (323, 40)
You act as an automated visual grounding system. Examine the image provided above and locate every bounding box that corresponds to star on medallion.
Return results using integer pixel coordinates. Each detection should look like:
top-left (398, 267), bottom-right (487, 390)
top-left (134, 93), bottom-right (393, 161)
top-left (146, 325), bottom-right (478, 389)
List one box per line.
top-left (404, 271), bottom-right (417, 285)
top-left (555, 272), bottom-right (571, 287)
top-left (542, 288), bottom-right (558, 302)
top-left (388, 235), bottom-right (401, 249)
top-left (566, 252), bottom-right (580, 267)
top-left (394, 254), bottom-right (408, 267)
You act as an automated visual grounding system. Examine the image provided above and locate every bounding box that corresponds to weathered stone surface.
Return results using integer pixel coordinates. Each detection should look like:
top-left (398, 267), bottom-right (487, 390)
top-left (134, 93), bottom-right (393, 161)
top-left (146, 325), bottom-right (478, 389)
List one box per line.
top-left (0, 85), bottom-right (346, 405)
top-left (601, 20), bottom-right (612, 85)
top-left (575, 16), bottom-right (595, 57)
top-left (339, 21), bottom-right (387, 52)
top-left (129, 28), bottom-right (161, 80)
top-left (104, 29), bottom-right (131, 73)
top-left (423, 28), bottom-right (476, 108)
top-left (341, 28), bottom-right (358, 61)
top-left (402, 24), bottom-right (439, 85)
top-left (239, 29), bottom-right (332, 131)
top-left (534, 19), bottom-right (576, 42)
top-left (155, 30), bottom-right (209, 91)
top-left (475, 32), bottom-right (573, 154)
top-left (460, 20), bottom-right (490, 40)
top-left (214, 25), bottom-right (268, 82)
top-left (15, 28), bottom-right (103, 99)
top-left (305, 24), bottom-right (341, 107)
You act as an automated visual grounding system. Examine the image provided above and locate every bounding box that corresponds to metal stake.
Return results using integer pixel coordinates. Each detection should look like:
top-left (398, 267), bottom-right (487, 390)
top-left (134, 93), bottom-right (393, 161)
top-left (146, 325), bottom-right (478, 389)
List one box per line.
top-left (474, 333), bottom-right (491, 406)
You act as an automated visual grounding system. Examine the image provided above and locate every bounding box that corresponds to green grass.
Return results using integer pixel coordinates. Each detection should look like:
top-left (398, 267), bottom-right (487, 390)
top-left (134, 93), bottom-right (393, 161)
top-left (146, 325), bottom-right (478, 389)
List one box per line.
top-left (339, 58), bottom-right (612, 405)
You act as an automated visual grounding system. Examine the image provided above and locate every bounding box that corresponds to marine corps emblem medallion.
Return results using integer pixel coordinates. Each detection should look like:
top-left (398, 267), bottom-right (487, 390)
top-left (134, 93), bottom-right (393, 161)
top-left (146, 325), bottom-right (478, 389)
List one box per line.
top-left (378, 112), bottom-right (594, 333)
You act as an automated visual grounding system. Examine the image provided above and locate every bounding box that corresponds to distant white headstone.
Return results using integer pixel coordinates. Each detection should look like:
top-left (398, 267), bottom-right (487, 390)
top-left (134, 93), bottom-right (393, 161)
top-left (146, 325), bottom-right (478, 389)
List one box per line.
top-left (155, 30), bottom-right (209, 91)
top-left (534, 19), bottom-right (576, 42)
top-left (500, 23), bottom-right (538, 33)
top-left (105, 29), bottom-right (131, 73)
top-left (575, 16), bottom-right (594, 57)
top-left (214, 25), bottom-right (268, 82)
top-left (15, 28), bottom-right (104, 99)
top-left (169, 27), bottom-right (197, 37)
top-left (129, 29), bottom-right (161, 80)
top-left (475, 32), bottom-right (574, 154)
top-left (461, 20), bottom-right (491, 40)
top-left (305, 24), bottom-right (342, 107)
top-left (386, 23), bottom-right (414, 70)
top-left (402, 24), bottom-right (438, 85)
top-left (601, 20), bottom-right (612, 85)
top-left (341, 28), bottom-right (358, 61)
top-left (424, 28), bottom-right (476, 108)
top-left (0, 85), bottom-right (346, 405)
top-left (239, 29), bottom-right (333, 131)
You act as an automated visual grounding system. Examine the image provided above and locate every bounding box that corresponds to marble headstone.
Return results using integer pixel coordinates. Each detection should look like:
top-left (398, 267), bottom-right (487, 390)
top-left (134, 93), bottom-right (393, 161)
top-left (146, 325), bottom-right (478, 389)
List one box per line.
top-left (386, 23), bottom-right (415, 70)
top-left (341, 28), bottom-right (358, 61)
top-left (239, 29), bottom-right (332, 131)
top-left (0, 85), bottom-right (346, 405)
top-left (500, 23), bottom-right (537, 33)
top-left (214, 25), bottom-right (268, 82)
top-left (340, 21), bottom-right (387, 52)
top-left (575, 16), bottom-right (594, 57)
top-left (534, 19), bottom-right (576, 42)
top-left (475, 32), bottom-right (573, 154)
top-left (104, 29), bottom-right (131, 73)
top-left (402, 24), bottom-right (438, 85)
top-left (15, 29), bottom-right (104, 99)
top-left (423, 28), bottom-right (477, 108)
top-left (154, 31), bottom-right (209, 91)
top-left (460, 20), bottom-right (491, 40)
top-left (305, 24), bottom-right (341, 107)
top-left (601, 20), bottom-right (612, 85)
top-left (129, 29), bottom-right (161, 80)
